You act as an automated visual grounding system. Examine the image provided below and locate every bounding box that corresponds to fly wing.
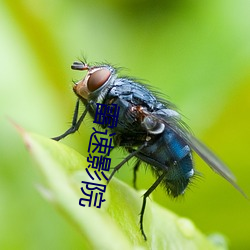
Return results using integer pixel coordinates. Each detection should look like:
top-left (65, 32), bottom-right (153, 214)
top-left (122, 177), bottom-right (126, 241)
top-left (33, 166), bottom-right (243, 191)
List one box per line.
top-left (149, 110), bottom-right (247, 198)
top-left (169, 122), bottom-right (247, 198)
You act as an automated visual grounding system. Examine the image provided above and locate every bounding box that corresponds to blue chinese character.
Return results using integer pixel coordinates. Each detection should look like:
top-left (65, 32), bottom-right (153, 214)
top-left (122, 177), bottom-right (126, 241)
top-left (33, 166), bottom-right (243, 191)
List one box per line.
top-left (88, 127), bottom-right (115, 156)
top-left (105, 104), bottom-right (120, 128)
top-left (93, 103), bottom-right (107, 125)
top-left (85, 167), bottom-right (109, 181)
top-left (99, 155), bottom-right (111, 171)
top-left (86, 154), bottom-right (110, 181)
top-left (87, 154), bottom-right (111, 172)
top-left (93, 103), bottom-right (120, 128)
top-left (79, 181), bottom-right (106, 208)
top-left (87, 154), bottom-right (100, 170)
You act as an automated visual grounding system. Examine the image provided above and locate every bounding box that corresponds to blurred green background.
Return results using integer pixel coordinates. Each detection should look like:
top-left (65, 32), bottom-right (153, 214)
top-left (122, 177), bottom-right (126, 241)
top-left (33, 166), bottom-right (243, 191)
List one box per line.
top-left (1, 0), bottom-right (250, 249)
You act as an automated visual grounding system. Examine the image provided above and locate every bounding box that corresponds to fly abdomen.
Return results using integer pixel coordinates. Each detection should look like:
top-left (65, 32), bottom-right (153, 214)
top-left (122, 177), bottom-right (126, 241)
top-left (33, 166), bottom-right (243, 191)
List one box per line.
top-left (165, 129), bottom-right (190, 160)
top-left (163, 129), bottom-right (194, 196)
top-left (136, 128), bottom-right (194, 197)
top-left (163, 153), bottom-right (193, 197)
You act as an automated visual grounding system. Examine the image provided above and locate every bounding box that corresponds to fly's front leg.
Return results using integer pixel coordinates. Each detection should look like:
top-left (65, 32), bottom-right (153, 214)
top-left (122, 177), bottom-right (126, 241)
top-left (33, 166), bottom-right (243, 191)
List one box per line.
top-left (52, 99), bottom-right (89, 141)
top-left (140, 172), bottom-right (167, 240)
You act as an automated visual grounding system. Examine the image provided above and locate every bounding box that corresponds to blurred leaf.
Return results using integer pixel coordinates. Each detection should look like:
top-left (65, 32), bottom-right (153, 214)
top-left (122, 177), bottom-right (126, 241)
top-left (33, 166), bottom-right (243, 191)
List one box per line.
top-left (16, 125), bottom-right (226, 250)
top-left (2, 0), bottom-right (250, 249)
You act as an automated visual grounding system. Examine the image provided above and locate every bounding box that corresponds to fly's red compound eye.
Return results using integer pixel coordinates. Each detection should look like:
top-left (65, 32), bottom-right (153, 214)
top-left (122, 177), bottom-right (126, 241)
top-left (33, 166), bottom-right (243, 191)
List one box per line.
top-left (87, 68), bottom-right (111, 92)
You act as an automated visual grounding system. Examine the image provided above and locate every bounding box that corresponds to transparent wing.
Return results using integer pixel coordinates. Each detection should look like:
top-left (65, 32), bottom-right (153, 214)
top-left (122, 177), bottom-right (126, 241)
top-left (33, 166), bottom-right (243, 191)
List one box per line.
top-left (171, 122), bottom-right (247, 198)
top-left (148, 110), bottom-right (247, 198)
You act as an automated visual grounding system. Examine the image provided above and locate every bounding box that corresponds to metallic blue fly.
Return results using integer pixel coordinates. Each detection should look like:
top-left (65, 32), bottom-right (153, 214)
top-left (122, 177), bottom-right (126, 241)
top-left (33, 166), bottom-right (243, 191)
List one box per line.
top-left (52, 60), bottom-right (246, 240)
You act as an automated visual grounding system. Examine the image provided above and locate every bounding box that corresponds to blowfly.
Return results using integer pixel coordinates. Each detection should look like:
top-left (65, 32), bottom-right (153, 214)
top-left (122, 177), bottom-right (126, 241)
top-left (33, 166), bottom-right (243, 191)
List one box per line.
top-left (52, 60), bottom-right (246, 240)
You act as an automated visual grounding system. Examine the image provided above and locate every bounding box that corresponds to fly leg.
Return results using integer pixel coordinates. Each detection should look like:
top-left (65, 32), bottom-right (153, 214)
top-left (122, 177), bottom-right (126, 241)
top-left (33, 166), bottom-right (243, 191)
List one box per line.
top-left (107, 143), bottom-right (146, 184)
top-left (127, 147), bottom-right (141, 189)
top-left (52, 99), bottom-right (89, 141)
top-left (140, 172), bottom-right (167, 240)
top-left (133, 160), bottom-right (141, 189)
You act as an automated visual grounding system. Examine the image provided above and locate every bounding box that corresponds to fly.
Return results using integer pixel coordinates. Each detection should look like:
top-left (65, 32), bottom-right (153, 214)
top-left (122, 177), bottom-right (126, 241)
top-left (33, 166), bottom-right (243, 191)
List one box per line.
top-left (52, 60), bottom-right (247, 240)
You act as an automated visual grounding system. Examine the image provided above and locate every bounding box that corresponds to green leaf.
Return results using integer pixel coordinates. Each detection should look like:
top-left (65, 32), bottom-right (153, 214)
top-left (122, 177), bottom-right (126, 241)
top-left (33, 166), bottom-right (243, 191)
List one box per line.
top-left (18, 126), bottom-right (227, 250)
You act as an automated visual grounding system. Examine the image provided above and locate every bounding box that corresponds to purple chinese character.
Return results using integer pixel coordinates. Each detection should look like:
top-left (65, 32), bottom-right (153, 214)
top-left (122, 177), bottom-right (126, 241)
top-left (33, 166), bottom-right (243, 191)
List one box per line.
top-left (79, 181), bottom-right (106, 208)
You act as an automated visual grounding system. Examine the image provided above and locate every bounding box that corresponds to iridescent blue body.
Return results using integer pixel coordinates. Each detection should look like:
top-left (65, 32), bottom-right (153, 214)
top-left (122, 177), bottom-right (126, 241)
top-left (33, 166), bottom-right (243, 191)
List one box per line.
top-left (85, 74), bottom-right (194, 197)
top-left (52, 61), bottom-right (245, 240)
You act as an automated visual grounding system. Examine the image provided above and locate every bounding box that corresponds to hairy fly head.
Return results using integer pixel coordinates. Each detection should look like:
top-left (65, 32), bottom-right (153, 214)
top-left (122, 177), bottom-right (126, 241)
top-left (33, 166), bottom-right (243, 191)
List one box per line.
top-left (72, 61), bottom-right (113, 100)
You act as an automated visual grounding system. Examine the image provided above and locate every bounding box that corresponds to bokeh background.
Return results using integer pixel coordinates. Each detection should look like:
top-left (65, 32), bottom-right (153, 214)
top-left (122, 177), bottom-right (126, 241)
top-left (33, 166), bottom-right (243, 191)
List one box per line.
top-left (1, 0), bottom-right (250, 249)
